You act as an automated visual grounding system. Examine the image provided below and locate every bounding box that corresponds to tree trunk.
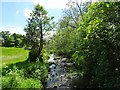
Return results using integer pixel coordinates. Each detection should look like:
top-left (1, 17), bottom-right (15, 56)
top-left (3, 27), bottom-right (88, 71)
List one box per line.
top-left (38, 23), bottom-right (43, 62)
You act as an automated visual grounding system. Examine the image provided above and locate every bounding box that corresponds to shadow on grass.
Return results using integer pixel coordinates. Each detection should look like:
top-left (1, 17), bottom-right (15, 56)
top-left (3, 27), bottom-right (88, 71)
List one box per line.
top-left (2, 60), bottom-right (30, 76)
top-left (2, 59), bottom-right (48, 76)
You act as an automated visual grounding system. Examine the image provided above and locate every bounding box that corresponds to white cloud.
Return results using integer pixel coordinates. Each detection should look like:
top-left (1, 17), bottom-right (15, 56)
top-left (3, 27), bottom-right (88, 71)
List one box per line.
top-left (32, 0), bottom-right (68, 9)
top-left (47, 0), bottom-right (68, 9)
top-left (24, 9), bottom-right (32, 18)
top-left (31, 0), bottom-right (98, 9)
top-left (1, 0), bottom-right (31, 2)
top-left (0, 25), bottom-right (25, 35)
top-left (32, 0), bottom-right (47, 7)
top-left (16, 10), bottom-right (19, 15)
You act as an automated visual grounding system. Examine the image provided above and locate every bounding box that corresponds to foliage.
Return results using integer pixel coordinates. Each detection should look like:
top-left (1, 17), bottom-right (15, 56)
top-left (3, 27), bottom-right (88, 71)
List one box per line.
top-left (2, 61), bottom-right (48, 89)
top-left (24, 4), bottom-right (54, 62)
top-left (42, 48), bottom-right (50, 63)
top-left (48, 1), bottom-right (90, 58)
top-left (11, 33), bottom-right (25, 47)
top-left (1, 66), bottom-right (42, 88)
top-left (0, 31), bottom-right (11, 47)
top-left (62, 1), bottom-right (91, 29)
top-left (1, 1), bottom-right (120, 89)
top-left (24, 61), bottom-right (48, 80)
top-left (72, 2), bottom-right (120, 87)
top-left (0, 31), bottom-right (25, 47)
top-left (1, 47), bottom-right (48, 89)
top-left (49, 1), bottom-right (120, 88)
top-left (49, 28), bottom-right (77, 58)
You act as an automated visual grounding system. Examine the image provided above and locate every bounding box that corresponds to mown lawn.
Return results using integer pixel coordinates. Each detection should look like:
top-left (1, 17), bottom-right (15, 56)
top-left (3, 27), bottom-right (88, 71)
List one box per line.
top-left (1, 47), bottom-right (29, 68)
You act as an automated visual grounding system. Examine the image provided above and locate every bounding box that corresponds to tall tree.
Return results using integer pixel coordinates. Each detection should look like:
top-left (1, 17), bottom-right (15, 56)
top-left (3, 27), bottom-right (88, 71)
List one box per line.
top-left (24, 4), bottom-right (54, 62)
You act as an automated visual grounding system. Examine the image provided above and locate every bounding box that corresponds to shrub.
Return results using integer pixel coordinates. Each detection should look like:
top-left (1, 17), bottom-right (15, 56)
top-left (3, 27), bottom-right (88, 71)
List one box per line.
top-left (1, 63), bottom-right (47, 89)
top-left (1, 76), bottom-right (42, 88)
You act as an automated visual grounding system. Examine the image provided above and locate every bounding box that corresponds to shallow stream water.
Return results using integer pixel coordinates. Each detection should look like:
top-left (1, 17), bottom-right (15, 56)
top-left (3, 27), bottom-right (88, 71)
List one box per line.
top-left (46, 54), bottom-right (68, 88)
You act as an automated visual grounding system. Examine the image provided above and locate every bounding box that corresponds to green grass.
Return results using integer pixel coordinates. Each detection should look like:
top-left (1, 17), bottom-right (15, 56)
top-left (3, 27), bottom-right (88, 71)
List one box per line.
top-left (1, 47), bottom-right (29, 68)
top-left (0, 47), bottom-right (48, 89)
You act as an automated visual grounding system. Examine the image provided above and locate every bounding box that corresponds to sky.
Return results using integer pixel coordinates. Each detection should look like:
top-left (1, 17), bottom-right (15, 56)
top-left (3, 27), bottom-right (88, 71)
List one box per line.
top-left (0, 0), bottom-right (96, 35)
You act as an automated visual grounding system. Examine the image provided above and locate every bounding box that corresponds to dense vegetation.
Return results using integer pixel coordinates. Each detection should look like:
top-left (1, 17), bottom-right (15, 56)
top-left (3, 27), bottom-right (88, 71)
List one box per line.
top-left (1, 47), bottom-right (48, 89)
top-left (49, 2), bottom-right (120, 88)
top-left (0, 31), bottom-right (25, 47)
top-left (1, 5), bottom-right (51, 89)
top-left (1, 1), bottom-right (120, 89)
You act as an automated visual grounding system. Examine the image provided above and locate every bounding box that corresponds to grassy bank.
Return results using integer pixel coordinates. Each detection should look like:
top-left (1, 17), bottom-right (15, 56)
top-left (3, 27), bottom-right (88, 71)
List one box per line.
top-left (1, 47), bottom-right (48, 89)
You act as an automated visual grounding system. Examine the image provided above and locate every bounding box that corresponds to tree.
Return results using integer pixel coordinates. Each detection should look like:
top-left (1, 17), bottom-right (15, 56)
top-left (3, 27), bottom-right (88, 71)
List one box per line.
top-left (49, 0), bottom-right (90, 58)
top-left (0, 31), bottom-right (25, 47)
top-left (48, 0), bottom-right (90, 58)
top-left (0, 31), bottom-right (12, 47)
top-left (11, 33), bottom-right (25, 47)
top-left (61, 0), bottom-right (91, 29)
top-left (24, 4), bottom-right (54, 62)
top-left (72, 2), bottom-right (120, 87)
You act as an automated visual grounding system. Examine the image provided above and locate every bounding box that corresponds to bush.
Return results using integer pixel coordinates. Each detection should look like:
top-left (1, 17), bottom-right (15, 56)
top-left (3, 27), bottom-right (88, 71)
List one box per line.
top-left (1, 76), bottom-right (42, 88)
top-left (2, 62), bottom-right (48, 89)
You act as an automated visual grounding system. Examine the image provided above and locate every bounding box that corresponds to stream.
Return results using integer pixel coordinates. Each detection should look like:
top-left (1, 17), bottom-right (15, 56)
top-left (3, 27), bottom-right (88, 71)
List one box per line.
top-left (46, 54), bottom-right (78, 89)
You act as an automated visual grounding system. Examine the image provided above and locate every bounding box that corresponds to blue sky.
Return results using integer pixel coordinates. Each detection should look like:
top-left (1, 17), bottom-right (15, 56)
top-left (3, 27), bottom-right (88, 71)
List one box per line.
top-left (2, 2), bottom-right (33, 27)
top-left (0, 0), bottom-right (94, 34)
top-left (0, 0), bottom-right (69, 34)
top-left (2, 2), bottom-right (64, 26)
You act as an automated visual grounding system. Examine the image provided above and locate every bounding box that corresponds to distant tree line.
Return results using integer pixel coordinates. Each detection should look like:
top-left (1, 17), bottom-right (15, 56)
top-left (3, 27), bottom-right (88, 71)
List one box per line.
top-left (0, 31), bottom-right (25, 47)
